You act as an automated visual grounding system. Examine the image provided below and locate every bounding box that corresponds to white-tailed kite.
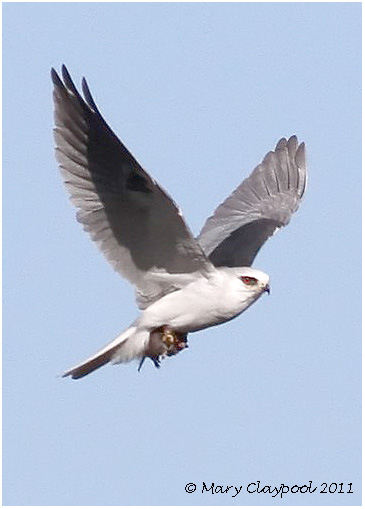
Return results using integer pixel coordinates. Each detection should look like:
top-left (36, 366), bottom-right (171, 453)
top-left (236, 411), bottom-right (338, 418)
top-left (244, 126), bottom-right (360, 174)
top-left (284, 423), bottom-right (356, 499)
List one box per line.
top-left (52, 65), bottom-right (306, 379)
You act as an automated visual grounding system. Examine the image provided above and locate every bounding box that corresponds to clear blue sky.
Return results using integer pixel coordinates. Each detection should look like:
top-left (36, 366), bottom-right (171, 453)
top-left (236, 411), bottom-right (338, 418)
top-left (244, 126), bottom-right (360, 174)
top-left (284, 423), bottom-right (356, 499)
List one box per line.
top-left (3, 2), bottom-right (361, 506)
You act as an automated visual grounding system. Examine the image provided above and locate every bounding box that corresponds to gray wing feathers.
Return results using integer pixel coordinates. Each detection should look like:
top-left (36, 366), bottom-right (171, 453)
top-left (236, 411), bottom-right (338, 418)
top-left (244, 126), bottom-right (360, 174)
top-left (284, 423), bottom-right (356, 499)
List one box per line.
top-left (52, 66), bottom-right (211, 309)
top-left (197, 136), bottom-right (306, 267)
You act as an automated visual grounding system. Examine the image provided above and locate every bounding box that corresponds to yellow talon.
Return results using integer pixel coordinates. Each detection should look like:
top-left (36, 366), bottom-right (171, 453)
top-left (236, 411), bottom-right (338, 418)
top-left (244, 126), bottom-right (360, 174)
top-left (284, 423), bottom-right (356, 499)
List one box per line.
top-left (162, 332), bottom-right (176, 346)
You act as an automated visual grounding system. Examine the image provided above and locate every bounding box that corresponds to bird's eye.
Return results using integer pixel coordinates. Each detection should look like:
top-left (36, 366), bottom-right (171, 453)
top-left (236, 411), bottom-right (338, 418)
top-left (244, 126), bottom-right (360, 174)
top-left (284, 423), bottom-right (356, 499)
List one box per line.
top-left (241, 276), bottom-right (258, 286)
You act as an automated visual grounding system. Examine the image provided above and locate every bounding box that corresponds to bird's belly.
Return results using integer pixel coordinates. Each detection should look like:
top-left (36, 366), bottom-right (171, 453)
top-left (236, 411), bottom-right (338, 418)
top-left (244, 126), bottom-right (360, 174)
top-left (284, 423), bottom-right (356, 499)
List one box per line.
top-left (141, 281), bottom-right (249, 333)
top-left (173, 298), bottom-right (246, 332)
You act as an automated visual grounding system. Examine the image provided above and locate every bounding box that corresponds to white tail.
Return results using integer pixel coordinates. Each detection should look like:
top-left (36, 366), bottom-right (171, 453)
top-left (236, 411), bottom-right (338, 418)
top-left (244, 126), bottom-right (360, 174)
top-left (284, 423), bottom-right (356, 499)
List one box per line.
top-left (62, 325), bottom-right (145, 379)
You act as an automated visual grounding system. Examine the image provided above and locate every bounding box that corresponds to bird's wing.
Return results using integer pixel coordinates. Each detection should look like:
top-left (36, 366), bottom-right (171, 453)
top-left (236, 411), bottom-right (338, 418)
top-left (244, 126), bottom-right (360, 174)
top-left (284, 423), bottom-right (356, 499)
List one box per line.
top-left (197, 136), bottom-right (306, 267)
top-left (52, 66), bottom-right (212, 309)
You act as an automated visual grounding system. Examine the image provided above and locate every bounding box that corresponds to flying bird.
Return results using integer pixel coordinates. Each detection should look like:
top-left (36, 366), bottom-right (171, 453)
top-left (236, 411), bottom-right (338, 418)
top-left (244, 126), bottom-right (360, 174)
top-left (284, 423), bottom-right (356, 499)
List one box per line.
top-left (52, 65), bottom-right (306, 379)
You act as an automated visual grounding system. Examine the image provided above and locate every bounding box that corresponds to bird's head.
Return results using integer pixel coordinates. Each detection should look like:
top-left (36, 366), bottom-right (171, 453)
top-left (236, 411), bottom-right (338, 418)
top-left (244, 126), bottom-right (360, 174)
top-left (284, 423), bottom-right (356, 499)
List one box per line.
top-left (232, 267), bottom-right (270, 296)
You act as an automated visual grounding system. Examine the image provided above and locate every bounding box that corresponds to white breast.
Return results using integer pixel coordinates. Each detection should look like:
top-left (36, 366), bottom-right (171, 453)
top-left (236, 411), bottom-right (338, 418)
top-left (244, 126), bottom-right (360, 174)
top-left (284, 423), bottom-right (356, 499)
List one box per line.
top-left (139, 268), bottom-right (265, 333)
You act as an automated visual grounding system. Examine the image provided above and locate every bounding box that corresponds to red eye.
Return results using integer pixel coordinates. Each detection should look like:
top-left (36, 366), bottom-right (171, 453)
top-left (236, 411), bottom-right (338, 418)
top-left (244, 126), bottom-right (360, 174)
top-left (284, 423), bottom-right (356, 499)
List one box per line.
top-left (241, 276), bottom-right (258, 286)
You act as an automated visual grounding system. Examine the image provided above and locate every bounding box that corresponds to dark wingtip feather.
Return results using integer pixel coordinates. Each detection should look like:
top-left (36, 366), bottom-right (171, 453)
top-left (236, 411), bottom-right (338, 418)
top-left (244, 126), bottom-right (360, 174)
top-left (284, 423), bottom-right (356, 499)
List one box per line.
top-left (61, 64), bottom-right (70, 80)
top-left (295, 142), bottom-right (306, 168)
top-left (51, 67), bottom-right (63, 87)
top-left (61, 65), bottom-right (79, 96)
top-left (275, 137), bottom-right (287, 150)
top-left (286, 135), bottom-right (298, 159)
top-left (82, 77), bottom-right (99, 113)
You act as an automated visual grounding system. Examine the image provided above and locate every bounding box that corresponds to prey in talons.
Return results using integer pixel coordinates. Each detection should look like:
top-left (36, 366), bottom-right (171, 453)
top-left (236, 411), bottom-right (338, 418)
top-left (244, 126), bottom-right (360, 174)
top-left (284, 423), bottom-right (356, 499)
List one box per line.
top-left (138, 325), bottom-right (188, 371)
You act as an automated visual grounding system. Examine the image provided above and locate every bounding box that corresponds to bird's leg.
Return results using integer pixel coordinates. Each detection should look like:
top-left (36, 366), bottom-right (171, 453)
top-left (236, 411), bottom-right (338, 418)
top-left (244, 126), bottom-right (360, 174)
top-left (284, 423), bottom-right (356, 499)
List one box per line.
top-left (138, 355), bottom-right (160, 371)
top-left (138, 357), bottom-right (146, 371)
top-left (139, 326), bottom-right (188, 371)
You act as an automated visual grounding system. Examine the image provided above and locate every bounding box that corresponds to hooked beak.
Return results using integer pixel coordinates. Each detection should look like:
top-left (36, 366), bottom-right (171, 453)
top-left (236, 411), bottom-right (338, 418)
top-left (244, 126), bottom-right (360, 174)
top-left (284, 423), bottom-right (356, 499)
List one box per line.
top-left (264, 283), bottom-right (270, 295)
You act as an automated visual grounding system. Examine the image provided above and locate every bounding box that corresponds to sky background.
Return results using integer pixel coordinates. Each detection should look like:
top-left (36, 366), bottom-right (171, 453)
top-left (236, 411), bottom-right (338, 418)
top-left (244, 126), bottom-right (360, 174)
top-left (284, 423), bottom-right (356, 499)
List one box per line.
top-left (3, 2), bottom-right (361, 506)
